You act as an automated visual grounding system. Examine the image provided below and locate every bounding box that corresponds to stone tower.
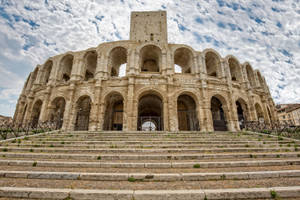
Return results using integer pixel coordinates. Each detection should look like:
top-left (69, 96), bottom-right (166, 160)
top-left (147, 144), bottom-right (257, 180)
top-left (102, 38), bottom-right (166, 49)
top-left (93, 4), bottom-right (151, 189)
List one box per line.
top-left (130, 11), bottom-right (167, 43)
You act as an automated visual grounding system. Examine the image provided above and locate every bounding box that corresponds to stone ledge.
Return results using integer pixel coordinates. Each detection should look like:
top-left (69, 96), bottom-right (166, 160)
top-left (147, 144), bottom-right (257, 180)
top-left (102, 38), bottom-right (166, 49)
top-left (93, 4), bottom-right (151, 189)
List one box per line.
top-left (1, 170), bottom-right (300, 181)
top-left (1, 159), bottom-right (300, 168)
top-left (1, 186), bottom-right (300, 199)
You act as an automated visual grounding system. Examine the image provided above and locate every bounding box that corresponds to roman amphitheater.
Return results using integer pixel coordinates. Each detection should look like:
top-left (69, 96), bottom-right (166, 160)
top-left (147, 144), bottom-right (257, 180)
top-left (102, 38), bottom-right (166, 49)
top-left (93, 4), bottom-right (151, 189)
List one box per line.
top-left (13, 11), bottom-right (277, 132)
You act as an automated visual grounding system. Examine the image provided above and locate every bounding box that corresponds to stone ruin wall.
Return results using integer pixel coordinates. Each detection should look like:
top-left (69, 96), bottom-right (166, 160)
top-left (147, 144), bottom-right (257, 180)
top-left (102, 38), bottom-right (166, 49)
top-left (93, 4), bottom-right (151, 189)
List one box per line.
top-left (13, 11), bottom-right (278, 132)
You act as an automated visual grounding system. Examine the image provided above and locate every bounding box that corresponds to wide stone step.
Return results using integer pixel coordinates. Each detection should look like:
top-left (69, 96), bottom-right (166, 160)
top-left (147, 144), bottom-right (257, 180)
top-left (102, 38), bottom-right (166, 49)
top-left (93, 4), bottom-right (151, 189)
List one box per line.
top-left (1, 170), bottom-right (300, 182)
top-left (0, 186), bottom-right (300, 199)
top-left (5, 143), bottom-right (292, 149)
top-left (0, 147), bottom-right (295, 154)
top-left (1, 159), bottom-right (299, 169)
top-left (15, 140), bottom-right (293, 145)
top-left (1, 152), bottom-right (299, 161)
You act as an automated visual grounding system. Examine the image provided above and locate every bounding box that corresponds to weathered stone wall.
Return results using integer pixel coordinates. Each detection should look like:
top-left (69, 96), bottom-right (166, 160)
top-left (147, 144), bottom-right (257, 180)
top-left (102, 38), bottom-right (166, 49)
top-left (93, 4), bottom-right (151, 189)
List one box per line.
top-left (13, 11), bottom-right (278, 132)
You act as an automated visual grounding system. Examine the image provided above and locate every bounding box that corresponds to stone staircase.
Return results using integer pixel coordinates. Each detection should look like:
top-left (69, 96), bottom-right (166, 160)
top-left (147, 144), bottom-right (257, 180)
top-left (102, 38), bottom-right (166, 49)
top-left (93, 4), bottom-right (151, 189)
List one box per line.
top-left (0, 131), bottom-right (300, 199)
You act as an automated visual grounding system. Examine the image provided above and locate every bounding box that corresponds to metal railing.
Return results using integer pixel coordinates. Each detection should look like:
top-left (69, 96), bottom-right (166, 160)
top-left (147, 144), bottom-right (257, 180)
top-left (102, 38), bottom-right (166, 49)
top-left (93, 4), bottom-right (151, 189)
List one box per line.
top-left (0, 120), bottom-right (61, 140)
top-left (244, 120), bottom-right (300, 139)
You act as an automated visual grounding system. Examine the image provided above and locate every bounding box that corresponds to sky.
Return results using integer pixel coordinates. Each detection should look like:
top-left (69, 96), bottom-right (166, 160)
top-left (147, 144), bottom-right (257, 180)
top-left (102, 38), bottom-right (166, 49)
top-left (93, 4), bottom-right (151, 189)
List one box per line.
top-left (0, 0), bottom-right (299, 117)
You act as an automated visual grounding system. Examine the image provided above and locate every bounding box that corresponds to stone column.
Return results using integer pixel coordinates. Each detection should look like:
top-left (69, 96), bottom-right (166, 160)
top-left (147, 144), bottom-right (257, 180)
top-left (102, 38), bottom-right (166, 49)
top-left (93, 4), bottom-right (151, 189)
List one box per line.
top-left (126, 77), bottom-right (135, 130)
top-left (64, 84), bottom-right (76, 131)
top-left (161, 51), bottom-right (167, 75)
top-left (39, 86), bottom-right (52, 122)
top-left (23, 96), bottom-right (34, 125)
top-left (163, 98), bottom-right (169, 131)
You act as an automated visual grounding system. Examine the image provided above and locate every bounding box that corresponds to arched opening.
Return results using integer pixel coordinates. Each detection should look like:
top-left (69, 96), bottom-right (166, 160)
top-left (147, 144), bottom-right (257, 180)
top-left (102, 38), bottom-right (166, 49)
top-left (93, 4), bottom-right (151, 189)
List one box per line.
top-left (140, 45), bottom-right (161, 72)
top-left (31, 100), bottom-right (43, 128)
top-left (236, 99), bottom-right (248, 129)
top-left (228, 58), bottom-right (242, 82)
top-left (138, 93), bottom-right (163, 131)
top-left (211, 96), bottom-right (227, 131)
top-left (43, 60), bottom-right (52, 84)
top-left (103, 92), bottom-right (124, 130)
top-left (177, 94), bottom-right (199, 131)
top-left (49, 97), bottom-right (66, 129)
top-left (84, 51), bottom-right (97, 81)
top-left (257, 71), bottom-right (264, 88)
top-left (109, 47), bottom-right (127, 77)
top-left (255, 103), bottom-right (264, 122)
top-left (246, 64), bottom-right (255, 87)
top-left (205, 52), bottom-right (221, 77)
top-left (59, 54), bottom-right (74, 82)
top-left (174, 48), bottom-right (193, 73)
top-left (75, 96), bottom-right (91, 131)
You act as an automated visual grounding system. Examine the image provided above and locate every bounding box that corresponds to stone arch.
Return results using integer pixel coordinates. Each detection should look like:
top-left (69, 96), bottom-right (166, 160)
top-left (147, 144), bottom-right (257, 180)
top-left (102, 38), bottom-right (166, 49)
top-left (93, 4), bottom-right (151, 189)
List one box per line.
top-left (256, 70), bottom-right (265, 88)
top-left (103, 91), bottom-right (124, 130)
top-left (84, 51), bottom-right (97, 81)
top-left (255, 103), bottom-right (264, 122)
top-left (210, 94), bottom-right (229, 131)
top-left (204, 50), bottom-right (222, 78)
top-left (74, 95), bottom-right (92, 131)
top-left (245, 63), bottom-right (255, 87)
top-left (137, 90), bottom-right (164, 131)
top-left (177, 94), bottom-right (200, 131)
top-left (30, 99), bottom-right (43, 127)
top-left (49, 97), bottom-right (66, 129)
top-left (59, 54), bottom-right (74, 82)
top-left (108, 46), bottom-right (127, 77)
top-left (235, 97), bottom-right (249, 129)
top-left (227, 56), bottom-right (242, 82)
top-left (42, 60), bottom-right (53, 84)
top-left (174, 47), bottom-right (194, 73)
top-left (139, 45), bottom-right (162, 72)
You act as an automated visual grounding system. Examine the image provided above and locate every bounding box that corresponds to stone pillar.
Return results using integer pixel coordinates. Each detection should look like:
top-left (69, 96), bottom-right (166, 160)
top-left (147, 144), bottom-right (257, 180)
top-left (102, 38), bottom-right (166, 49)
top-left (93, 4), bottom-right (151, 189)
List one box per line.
top-left (220, 60), bottom-right (227, 82)
top-left (163, 98), bottom-right (169, 131)
top-left (168, 81), bottom-right (177, 132)
top-left (161, 51), bottom-right (167, 75)
top-left (64, 84), bottom-right (76, 131)
top-left (39, 86), bottom-right (52, 122)
top-left (89, 81), bottom-right (102, 131)
top-left (193, 56), bottom-right (199, 77)
top-left (203, 97), bottom-right (213, 132)
top-left (71, 54), bottom-right (84, 81)
top-left (166, 50), bottom-right (173, 75)
top-left (126, 77), bottom-right (135, 130)
top-left (23, 96), bottom-right (34, 125)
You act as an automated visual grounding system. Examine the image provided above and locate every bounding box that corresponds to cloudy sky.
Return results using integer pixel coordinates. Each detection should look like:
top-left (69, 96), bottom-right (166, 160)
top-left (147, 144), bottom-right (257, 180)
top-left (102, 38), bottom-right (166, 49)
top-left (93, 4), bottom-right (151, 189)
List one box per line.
top-left (0, 0), bottom-right (299, 117)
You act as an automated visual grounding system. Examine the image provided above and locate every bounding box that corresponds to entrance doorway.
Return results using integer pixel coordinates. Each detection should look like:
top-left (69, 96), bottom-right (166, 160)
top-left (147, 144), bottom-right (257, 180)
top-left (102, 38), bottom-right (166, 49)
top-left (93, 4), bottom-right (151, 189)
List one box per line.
top-left (138, 94), bottom-right (163, 131)
top-left (211, 96), bottom-right (227, 131)
top-left (177, 94), bottom-right (199, 131)
top-left (103, 93), bottom-right (124, 131)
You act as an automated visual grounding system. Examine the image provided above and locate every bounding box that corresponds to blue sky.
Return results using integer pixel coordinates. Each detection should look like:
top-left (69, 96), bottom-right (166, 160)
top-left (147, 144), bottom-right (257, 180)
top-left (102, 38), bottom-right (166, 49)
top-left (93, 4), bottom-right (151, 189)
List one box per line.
top-left (0, 0), bottom-right (299, 117)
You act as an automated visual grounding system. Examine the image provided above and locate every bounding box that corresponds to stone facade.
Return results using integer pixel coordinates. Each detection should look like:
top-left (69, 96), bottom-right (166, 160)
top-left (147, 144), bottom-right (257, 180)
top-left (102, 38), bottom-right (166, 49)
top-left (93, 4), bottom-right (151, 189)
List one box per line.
top-left (13, 11), bottom-right (277, 132)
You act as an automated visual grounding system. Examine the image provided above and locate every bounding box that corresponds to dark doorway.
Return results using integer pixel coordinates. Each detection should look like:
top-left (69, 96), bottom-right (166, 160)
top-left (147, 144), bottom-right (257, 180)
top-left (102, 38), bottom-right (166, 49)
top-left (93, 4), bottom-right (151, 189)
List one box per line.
top-left (75, 96), bottom-right (91, 131)
top-left (177, 95), bottom-right (200, 131)
top-left (138, 94), bottom-right (163, 131)
top-left (103, 93), bottom-right (124, 131)
top-left (211, 96), bottom-right (227, 131)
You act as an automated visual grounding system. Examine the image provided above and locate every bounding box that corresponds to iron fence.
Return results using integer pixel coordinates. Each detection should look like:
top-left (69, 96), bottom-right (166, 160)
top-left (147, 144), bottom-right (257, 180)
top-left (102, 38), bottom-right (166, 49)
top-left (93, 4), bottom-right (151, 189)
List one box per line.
top-left (0, 120), bottom-right (61, 140)
top-left (244, 120), bottom-right (300, 139)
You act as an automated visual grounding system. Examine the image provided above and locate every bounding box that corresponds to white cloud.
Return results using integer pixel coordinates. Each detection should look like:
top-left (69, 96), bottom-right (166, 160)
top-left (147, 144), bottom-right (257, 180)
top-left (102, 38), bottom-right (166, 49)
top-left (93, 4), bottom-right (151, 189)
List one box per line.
top-left (0, 0), bottom-right (299, 117)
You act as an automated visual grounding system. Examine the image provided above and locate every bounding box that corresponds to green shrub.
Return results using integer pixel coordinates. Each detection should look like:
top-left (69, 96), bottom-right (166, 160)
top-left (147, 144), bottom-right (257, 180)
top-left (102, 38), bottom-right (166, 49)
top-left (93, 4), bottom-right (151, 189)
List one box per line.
top-left (32, 161), bottom-right (37, 167)
top-left (193, 164), bottom-right (200, 168)
top-left (128, 177), bottom-right (136, 182)
top-left (97, 156), bottom-right (101, 160)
